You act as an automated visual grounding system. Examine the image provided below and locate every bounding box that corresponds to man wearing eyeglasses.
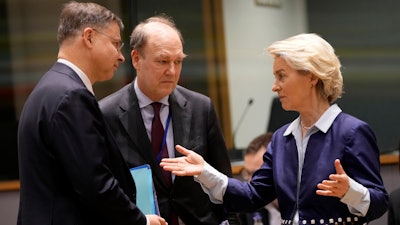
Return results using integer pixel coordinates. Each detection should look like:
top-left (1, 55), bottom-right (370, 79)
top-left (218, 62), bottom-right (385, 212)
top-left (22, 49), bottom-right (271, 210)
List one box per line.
top-left (17, 2), bottom-right (166, 225)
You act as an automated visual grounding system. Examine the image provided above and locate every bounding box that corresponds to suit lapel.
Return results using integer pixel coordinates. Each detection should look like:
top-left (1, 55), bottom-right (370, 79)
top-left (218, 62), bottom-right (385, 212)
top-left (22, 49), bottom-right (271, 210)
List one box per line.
top-left (169, 89), bottom-right (192, 157)
top-left (119, 84), bottom-right (155, 165)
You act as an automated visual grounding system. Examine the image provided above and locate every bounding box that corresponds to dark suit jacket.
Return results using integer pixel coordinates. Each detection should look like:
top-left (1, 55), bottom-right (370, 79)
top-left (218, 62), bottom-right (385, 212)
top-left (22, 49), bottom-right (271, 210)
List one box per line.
top-left (99, 82), bottom-right (234, 225)
top-left (17, 63), bottom-right (146, 225)
top-left (388, 188), bottom-right (400, 225)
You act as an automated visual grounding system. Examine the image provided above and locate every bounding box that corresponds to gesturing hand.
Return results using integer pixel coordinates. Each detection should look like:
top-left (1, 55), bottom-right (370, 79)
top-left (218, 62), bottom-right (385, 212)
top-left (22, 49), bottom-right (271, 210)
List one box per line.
top-left (160, 145), bottom-right (205, 176)
top-left (316, 159), bottom-right (350, 198)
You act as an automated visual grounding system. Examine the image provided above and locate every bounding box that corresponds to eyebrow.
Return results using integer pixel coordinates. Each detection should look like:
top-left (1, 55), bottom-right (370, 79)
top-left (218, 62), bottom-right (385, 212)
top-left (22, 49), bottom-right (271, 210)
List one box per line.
top-left (157, 53), bottom-right (186, 60)
top-left (274, 69), bottom-right (284, 75)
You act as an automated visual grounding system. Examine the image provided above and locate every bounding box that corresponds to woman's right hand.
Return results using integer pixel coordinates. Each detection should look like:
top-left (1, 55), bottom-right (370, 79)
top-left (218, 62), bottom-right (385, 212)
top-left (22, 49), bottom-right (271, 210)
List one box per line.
top-left (160, 145), bottom-right (205, 176)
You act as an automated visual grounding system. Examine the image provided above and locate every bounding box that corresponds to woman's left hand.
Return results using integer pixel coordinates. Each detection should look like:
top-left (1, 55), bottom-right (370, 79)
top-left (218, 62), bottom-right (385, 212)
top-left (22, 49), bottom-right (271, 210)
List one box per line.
top-left (316, 159), bottom-right (350, 198)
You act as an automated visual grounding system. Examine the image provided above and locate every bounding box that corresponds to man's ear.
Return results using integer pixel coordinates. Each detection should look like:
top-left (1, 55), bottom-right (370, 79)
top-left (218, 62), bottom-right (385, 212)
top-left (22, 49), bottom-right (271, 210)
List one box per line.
top-left (131, 49), bottom-right (141, 69)
top-left (82, 27), bottom-right (94, 48)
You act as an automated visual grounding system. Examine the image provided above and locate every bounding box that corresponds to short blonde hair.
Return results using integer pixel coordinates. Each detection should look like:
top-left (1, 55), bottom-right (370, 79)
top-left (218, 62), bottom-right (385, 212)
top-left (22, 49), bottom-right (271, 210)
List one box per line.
top-left (267, 33), bottom-right (343, 103)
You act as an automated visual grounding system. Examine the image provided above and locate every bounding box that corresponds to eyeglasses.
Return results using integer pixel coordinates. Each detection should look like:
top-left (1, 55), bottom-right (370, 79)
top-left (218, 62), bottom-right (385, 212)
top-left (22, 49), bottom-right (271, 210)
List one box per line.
top-left (93, 28), bottom-right (124, 52)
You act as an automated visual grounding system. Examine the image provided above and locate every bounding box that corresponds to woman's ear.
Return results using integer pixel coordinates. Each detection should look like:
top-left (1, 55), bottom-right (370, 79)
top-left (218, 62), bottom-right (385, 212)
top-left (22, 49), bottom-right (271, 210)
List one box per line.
top-left (310, 74), bottom-right (319, 87)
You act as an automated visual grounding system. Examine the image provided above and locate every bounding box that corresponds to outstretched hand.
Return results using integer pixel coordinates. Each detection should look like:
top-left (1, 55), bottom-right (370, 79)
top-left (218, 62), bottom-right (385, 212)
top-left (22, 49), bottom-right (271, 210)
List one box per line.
top-left (316, 159), bottom-right (350, 198)
top-left (160, 145), bottom-right (205, 176)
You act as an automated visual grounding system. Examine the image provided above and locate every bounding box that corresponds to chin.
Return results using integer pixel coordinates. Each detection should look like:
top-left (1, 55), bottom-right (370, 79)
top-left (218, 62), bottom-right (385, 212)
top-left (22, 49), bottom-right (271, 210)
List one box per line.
top-left (281, 104), bottom-right (293, 112)
top-left (161, 84), bottom-right (176, 92)
top-left (99, 74), bottom-right (114, 82)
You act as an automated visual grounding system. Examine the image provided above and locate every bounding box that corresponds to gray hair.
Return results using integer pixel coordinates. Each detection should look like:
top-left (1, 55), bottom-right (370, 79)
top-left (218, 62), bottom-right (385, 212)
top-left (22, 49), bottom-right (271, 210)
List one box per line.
top-left (129, 14), bottom-right (184, 54)
top-left (57, 1), bottom-right (124, 45)
top-left (267, 33), bottom-right (343, 103)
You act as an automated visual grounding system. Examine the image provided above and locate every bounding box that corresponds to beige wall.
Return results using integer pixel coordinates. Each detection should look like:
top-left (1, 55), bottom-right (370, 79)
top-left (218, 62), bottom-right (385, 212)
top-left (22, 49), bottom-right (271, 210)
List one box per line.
top-left (223, 0), bottom-right (307, 148)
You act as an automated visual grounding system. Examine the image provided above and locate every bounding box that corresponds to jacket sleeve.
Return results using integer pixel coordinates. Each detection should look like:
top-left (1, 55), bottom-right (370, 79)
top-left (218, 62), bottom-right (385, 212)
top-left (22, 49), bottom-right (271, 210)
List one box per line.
top-left (49, 89), bottom-right (147, 225)
top-left (342, 119), bottom-right (389, 221)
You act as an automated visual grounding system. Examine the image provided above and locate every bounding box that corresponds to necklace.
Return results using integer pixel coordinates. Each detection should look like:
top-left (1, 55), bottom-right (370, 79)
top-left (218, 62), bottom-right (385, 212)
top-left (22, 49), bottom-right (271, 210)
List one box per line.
top-left (300, 121), bottom-right (313, 130)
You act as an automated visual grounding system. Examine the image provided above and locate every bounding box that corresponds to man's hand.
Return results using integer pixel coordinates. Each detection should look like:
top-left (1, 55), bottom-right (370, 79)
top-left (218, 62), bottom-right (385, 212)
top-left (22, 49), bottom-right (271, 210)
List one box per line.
top-left (160, 145), bottom-right (205, 176)
top-left (316, 159), bottom-right (350, 198)
top-left (146, 214), bottom-right (168, 225)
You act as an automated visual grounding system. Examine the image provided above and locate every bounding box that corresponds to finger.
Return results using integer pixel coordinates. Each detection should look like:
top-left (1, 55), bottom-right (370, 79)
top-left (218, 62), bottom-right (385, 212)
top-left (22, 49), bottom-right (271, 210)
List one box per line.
top-left (159, 160), bottom-right (174, 169)
top-left (316, 183), bottom-right (335, 194)
top-left (160, 157), bottom-right (179, 163)
top-left (175, 145), bottom-right (191, 156)
top-left (159, 163), bottom-right (173, 171)
top-left (321, 180), bottom-right (338, 186)
top-left (164, 165), bottom-right (192, 176)
top-left (317, 182), bottom-right (333, 190)
top-left (317, 186), bottom-right (344, 198)
top-left (329, 173), bottom-right (347, 182)
top-left (334, 159), bottom-right (346, 175)
top-left (316, 189), bottom-right (333, 196)
top-left (160, 161), bottom-right (182, 171)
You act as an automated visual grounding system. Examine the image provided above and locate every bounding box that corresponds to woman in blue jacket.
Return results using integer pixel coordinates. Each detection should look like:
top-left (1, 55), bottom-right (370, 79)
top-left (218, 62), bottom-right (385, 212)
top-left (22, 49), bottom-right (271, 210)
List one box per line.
top-left (161, 33), bottom-right (388, 225)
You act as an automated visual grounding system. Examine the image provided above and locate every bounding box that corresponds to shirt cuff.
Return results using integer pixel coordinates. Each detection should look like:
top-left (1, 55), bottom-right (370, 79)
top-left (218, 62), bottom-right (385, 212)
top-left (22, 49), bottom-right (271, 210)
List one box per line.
top-left (340, 177), bottom-right (370, 216)
top-left (194, 162), bottom-right (228, 203)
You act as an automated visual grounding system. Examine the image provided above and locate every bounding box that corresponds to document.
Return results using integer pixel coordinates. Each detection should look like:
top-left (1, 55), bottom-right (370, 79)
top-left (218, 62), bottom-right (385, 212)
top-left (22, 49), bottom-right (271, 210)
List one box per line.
top-left (130, 164), bottom-right (159, 215)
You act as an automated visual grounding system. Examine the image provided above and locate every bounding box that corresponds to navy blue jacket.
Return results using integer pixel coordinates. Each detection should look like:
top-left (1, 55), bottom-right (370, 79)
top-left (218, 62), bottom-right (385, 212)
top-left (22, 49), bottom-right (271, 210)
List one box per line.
top-left (224, 113), bottom-right (388, 225)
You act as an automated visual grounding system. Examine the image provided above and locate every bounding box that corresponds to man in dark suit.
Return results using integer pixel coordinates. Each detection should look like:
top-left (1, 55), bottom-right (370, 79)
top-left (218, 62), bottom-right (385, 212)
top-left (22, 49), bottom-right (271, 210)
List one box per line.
top-left (99, 15), bottom-right (237, 225)
top-left (17, 2), bottom-right (166, 225)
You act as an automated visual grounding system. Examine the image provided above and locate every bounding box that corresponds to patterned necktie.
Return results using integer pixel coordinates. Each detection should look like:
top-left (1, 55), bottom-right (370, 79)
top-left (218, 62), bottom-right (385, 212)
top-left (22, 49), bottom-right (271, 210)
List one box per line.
top-left (151, 102), bottom-right (171, 187)
top-left (151, 102), bottom-right (178, 225)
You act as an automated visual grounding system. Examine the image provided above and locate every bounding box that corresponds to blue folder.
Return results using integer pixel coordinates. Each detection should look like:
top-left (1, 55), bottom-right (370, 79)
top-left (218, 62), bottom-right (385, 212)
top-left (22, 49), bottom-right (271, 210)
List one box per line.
top-left (129, 164), bottom-right (159, 215)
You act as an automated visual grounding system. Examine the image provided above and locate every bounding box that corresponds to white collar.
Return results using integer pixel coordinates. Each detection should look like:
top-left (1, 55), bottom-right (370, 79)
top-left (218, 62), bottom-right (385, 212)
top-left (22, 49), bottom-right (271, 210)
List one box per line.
top-left (57, 58), bottom-right (94, 95)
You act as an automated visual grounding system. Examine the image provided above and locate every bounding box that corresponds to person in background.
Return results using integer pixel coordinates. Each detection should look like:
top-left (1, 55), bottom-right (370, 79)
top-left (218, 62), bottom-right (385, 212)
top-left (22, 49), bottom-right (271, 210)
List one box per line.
top-left (161, 33), bottom-right (389, 225)
top-left (239, 132), bottom-right (281, 225)
top-left (99, 14), bottom-right (238, 225)
top-left (17, 2), bottom-right (166, 225)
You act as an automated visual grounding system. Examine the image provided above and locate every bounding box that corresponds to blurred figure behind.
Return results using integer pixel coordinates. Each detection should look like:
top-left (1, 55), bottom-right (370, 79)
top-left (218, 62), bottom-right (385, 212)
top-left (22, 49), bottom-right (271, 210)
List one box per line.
top-left (239, 132), bottom-right (280, 225)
